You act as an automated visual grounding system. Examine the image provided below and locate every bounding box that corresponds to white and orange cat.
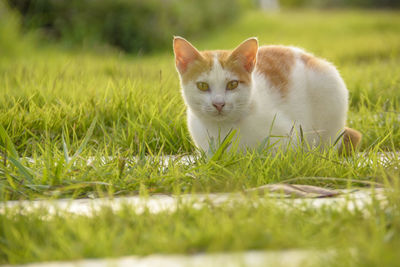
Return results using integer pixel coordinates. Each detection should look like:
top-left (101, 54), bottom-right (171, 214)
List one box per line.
top-left (173, 37), bottom-right (361, 153)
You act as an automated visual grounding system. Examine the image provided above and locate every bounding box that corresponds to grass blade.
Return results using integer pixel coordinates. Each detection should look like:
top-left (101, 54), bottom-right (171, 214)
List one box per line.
top-left (72, 117), bottom-right (98, 160)
top-left (210, 129), bottom-right (237, 161)
top-left (0, 124), bottom-right (35, 184)
top-left (0, 124), bottom-right (19, 159)
top-left (8, 157), bottom-right (34, 183)
top-left (62, 133), bottom-right (70, 165)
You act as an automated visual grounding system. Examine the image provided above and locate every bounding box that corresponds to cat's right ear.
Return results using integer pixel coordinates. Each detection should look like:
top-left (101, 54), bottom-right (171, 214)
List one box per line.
top-left (173, 37), bottom-right (202, 74)
top-left (229, 37), bottom-right (258, 73)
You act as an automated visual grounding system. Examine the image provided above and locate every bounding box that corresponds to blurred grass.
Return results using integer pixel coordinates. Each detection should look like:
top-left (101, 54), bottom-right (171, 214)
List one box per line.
top-left (1, 194), bottom-right (399, 265)
top-left (280, 0), bottom-right (400, 8)
top-left (0, 1), bottom-right (34, 56)
top-left (7, 0), bottom-right (242, 53)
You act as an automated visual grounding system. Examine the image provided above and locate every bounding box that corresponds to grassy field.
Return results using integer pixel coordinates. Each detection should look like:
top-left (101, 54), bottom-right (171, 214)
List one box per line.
top-left (0, 9), bottom-right (400, 265)
top-left (2, 195), bottom-right (400, 265)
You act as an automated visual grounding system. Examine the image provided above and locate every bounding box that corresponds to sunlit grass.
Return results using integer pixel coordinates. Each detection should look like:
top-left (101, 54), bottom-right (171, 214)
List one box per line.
top-left (0, 9), bottom-right (400, 265)
top-left (1, 191), bottom-right (400, 265)
top-left (1, 10), bottom-right (399, 200)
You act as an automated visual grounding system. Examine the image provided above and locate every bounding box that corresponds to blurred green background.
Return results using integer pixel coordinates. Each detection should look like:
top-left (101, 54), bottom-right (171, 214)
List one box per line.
top-left (3, 0), bottom-right (242, 54)
top-left (2, 0), bottom-right (399, 55)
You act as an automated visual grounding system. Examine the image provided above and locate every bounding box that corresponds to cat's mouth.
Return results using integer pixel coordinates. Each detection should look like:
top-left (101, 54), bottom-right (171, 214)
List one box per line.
top-left (201, 107), bottom-right (231, 121)
top-left (211, 110), bottom-right (229, 120)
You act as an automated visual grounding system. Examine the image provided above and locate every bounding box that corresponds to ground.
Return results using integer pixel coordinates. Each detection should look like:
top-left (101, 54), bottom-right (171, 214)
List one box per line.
top-left (0, 9), bottom-right (399, 266)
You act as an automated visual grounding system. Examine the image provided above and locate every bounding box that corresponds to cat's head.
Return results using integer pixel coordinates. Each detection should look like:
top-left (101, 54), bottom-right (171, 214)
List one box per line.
top-left (173, 37), bottom-right (258, 122)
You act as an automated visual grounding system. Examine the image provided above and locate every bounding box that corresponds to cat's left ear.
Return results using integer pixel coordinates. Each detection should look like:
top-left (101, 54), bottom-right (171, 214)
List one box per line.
top-left (229, 37), bottom-right (258, 73)
top-left (173, 36), bottom-right (202, 74)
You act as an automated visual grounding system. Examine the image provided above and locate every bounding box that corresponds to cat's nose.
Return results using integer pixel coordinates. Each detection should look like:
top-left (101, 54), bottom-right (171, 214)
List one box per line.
top-left (212, 101), bottom-right (225, 112)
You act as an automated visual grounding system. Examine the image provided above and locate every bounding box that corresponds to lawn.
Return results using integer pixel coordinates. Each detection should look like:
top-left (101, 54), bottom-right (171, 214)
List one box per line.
top-left (0, 9), bottom-right (400, 265)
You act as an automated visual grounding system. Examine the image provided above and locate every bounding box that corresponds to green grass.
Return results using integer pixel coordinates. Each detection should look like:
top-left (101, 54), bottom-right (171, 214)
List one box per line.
top-left (0, 10), bottom-right (399, 200)
top-left (1, 192), bottom-right (400, 265)
top-left (0, 9), bottom-right (400, 265)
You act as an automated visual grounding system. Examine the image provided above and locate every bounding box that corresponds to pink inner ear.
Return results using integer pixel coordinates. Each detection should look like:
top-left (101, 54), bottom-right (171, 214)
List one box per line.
top-left (238, 49), bottom-right (257, 73)
top-left (174, 38), bottom-right (201, 73)
top-left (230, 38), bottom-right (258, 73)
top-left (175, 53), bottom-right (196, 73)
top-left (243, 53), bottom-right (257, 72)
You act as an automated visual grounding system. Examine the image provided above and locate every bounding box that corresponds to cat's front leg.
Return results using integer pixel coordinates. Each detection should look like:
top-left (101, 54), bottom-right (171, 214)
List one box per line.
top-left (187, 109), bottom-right (240, 152)
top-left (186, 110), bottom-right (212, 152)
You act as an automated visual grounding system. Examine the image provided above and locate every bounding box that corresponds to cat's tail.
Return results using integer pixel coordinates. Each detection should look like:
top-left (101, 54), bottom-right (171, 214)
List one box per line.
top-left (339, 127), bottom-right (362, 155)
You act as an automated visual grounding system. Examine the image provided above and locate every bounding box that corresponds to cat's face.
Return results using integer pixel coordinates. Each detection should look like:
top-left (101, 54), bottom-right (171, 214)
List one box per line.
top-left (173, 37), bottom-right (258, 122)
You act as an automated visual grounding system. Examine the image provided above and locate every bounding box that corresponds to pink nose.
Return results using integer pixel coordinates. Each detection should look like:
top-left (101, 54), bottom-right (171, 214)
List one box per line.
top-left (213, 102), bottom-right (225, 112)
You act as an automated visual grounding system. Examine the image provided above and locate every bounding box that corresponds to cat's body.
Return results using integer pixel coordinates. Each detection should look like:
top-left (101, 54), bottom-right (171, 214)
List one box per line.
top-left (173, 37), bottom-right (361, 153)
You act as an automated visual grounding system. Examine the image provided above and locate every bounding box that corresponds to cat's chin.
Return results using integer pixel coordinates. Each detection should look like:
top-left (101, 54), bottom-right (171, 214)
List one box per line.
top-left (210, 114), bottom-right (228, 122)
top-left (205, 112), bottom-right (239, 123)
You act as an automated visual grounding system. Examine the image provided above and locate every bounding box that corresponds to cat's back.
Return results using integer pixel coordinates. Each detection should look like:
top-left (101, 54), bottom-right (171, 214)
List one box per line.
top-left (253, 45), bottom-right (348, 145)
top-left (254, 45), bottom-right (338, 98)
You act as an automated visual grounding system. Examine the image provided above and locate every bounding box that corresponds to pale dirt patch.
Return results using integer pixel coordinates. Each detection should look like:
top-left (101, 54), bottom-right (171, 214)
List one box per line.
top-left (0, 188), bottom-right (386, 216)
top-left (1, 249), bottom-right (332, 267)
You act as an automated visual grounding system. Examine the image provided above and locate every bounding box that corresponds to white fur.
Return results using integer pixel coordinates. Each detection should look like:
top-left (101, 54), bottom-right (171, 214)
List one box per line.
top-left (180, 47), bottom-right (348, 152)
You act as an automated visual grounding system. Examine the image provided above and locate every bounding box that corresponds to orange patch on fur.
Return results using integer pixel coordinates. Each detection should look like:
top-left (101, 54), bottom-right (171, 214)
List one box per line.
top-left (256, 46), bottom-right (295, 97)
top-left (180, 52), bottom-right (213, 84)
top-left (301, 53), bottom-right (326, 70)
top-left (180, 49), bottom-right (253, 85)
top-left (339, 127), bottom-right (362, 155)
top-left (217, 50), bottom-right (252, 85)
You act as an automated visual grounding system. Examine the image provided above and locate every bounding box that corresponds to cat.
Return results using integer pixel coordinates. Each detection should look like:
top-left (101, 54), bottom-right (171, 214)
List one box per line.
top-left (173, 36), bottom-right (361, 154)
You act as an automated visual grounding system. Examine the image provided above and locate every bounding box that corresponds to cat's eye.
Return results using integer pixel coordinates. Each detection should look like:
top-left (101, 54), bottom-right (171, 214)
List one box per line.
top-left (196, 82), bottom-right (209, 91)
top-left (226, 80), bottom-right (239, 90)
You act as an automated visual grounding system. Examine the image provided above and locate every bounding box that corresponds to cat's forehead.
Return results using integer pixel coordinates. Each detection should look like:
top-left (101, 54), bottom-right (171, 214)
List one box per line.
top-left (197, 51), bottom-right (236, 82)
top-left (201, 50), bottom-right (229, 63)
top-left (181, 50), bottom-right (251, 84)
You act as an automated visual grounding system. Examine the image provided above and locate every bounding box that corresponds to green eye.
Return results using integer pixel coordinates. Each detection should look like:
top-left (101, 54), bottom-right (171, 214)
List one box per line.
top-left (196, 82), bottom-right (209, 91)
top-left (227, 80), bottom-right (239, 90)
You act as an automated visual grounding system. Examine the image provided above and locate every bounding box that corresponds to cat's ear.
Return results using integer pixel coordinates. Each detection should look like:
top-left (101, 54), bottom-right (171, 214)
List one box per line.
top-left (173, 36), bottom-right (202, 74)
top-left (229, 37), bottom-right (258, 73)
